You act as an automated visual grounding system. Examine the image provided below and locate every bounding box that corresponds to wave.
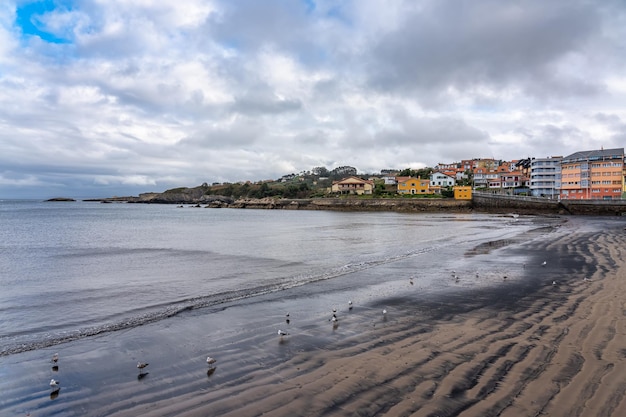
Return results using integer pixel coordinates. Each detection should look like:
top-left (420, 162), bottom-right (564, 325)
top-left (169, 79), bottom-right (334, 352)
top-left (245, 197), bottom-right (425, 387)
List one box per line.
top-left (0, 243), bottom-right (444, 357)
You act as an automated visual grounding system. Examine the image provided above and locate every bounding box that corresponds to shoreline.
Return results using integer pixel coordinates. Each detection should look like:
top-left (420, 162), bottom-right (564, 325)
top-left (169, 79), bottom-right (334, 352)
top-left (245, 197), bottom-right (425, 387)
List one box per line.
top-left (3, 216), bottom-right (626, 416)
top-left (116, 217), bottom-right (626, 417)
top-left (82, 195), bottom-right (626, 216)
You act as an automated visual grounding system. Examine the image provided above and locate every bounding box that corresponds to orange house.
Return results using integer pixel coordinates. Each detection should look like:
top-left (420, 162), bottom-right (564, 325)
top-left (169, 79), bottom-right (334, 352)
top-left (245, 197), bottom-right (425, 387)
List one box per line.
top-left (397, 177), bottom-right (431, 195)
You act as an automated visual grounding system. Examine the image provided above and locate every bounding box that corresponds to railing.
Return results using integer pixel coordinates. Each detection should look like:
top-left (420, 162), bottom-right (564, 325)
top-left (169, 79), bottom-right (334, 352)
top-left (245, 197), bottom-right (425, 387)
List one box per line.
top-left (472, 191), bottom-right (558, 203)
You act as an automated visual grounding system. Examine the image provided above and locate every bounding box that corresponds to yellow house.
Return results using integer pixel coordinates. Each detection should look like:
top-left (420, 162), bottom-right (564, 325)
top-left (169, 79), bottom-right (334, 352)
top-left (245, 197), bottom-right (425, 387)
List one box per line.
top-left (453, 186), bottom-right (472, 200)
top-left (397, 177), bottom-right (431, 195)
top-left (331, 176), bottom-right (374, 195)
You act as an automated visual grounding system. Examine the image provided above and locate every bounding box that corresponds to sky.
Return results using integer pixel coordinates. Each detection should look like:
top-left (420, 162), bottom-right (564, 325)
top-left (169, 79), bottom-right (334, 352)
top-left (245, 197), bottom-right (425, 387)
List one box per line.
top-left (1, 0), bottom-right (626, 198)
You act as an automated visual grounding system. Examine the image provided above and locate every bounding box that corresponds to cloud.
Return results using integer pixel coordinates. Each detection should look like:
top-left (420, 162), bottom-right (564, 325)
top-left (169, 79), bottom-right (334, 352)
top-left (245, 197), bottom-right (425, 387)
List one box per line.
top-left (0, 0), bottom-right (625, 198)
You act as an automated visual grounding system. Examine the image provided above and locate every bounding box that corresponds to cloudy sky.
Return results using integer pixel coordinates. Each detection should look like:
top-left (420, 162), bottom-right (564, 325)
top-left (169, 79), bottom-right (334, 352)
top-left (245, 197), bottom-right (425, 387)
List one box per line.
top-left (1, 0), bottom-right (626, 198)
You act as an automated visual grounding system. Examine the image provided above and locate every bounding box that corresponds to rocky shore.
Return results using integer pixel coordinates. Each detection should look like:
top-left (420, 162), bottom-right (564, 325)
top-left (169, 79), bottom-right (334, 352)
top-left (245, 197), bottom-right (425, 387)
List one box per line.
top-left (87, 190), bottom-right (626, 216)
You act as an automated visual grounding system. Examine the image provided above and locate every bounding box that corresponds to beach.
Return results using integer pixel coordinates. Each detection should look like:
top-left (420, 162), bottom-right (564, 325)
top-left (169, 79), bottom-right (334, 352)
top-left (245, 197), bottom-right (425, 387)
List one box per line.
top-left (2, 214), bottom-right (626, 416)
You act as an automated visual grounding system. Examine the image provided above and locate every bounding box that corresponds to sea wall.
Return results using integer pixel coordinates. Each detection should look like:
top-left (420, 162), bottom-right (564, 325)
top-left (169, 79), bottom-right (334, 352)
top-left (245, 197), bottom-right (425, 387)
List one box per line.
top-left (560, 200), bottom-right (626, 216)
top-left (228, 197), bottom-right (473, 213)
top-left (471, 192), bottom-right (561, 214)
top-left (472, 192), bottom-right (626, 216)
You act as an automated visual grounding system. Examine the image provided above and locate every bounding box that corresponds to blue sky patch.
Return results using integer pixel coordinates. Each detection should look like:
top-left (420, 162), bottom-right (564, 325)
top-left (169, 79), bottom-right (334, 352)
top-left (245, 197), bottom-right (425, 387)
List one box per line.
top-left (15, 0), bottom-right (73, 43)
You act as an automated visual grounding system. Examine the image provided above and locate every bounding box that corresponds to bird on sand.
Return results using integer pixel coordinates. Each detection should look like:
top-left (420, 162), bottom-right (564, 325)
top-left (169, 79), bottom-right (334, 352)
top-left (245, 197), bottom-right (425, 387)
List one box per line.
top-left (409, 278), bottom-right (414, 285)
top-left (206, 356), bottom-right (217, 367)
top-left (552, 280), bottom-right (557, 286)
top-left (382, 308), bottom-right (387, 315)
top-left (137, 362), bottom-right (149, 373)
top-left (278, 329), bottom-right (289, 337)
top-left (348, 300), bottom-right (353, 310)
top-left (52, 353), bottom-right (59, 363)
top-left (50, 379), bottom-right (60, 391)
top-left (542, 261), bottom-right (547, 266)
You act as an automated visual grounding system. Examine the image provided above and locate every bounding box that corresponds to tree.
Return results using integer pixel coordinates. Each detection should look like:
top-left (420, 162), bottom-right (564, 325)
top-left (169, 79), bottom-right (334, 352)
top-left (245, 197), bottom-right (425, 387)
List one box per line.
top-left (330, 166), bottom-right (357, 179)
top-left (398, 167), bottom-right (433, 178)
top-left (312, 166), bottom-right (330, 177)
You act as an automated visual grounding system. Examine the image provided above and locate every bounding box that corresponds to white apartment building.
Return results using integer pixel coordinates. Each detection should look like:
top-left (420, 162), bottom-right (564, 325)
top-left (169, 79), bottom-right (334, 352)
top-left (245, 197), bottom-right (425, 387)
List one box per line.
top-left (529, 156), bottom-right (562, 199)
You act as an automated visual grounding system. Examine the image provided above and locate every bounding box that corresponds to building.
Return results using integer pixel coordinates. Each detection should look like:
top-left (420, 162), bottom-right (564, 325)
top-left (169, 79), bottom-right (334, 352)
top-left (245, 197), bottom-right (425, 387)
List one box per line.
top-left (330, 176), bottom-right (375, 195)
top-left (473, 168), bottom-right (499, 189)
top-left (559, 148), bottom-right (624, 200)
top-left (430, 172), bottom-right (456, 187)
top-left (500, 171), bottom-right (529, 194)
top-left (453, 186), bottom-right (472, 200)
top-left (529, 156), bottom-right (562, 199)
top-left (397, 177), bottom-right (431, 195)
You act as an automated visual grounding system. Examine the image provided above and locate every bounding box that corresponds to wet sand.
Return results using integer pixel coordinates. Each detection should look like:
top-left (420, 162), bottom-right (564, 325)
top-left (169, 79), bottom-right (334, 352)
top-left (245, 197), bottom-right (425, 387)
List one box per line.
top-left (146, 218), bottom-right (626, 417)
top-left (3, 216), bottom-right (626, 417)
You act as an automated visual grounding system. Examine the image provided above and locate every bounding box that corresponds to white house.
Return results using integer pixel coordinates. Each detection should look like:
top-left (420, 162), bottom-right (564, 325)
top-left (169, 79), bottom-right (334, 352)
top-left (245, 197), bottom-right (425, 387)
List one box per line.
top-left (430, 172), bottom-right (456, 187)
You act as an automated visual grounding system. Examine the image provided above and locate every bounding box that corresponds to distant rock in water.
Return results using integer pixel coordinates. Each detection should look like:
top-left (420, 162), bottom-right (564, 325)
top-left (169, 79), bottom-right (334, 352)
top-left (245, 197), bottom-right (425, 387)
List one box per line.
top-left (45, 197), bottom-right (76, 202)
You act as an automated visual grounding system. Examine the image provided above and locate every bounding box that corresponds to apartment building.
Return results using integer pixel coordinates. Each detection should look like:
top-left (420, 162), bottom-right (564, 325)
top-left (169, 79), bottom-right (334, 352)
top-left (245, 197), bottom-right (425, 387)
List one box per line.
top-left (559, 148), bottom-right (624, 200)
top-left (529, 156), bottom-right (562, 199)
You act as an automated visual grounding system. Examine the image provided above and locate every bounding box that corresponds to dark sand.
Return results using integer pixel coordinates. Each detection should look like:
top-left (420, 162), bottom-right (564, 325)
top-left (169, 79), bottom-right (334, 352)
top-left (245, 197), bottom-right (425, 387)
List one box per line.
top-left (4, 216), bottom-right (626, 417)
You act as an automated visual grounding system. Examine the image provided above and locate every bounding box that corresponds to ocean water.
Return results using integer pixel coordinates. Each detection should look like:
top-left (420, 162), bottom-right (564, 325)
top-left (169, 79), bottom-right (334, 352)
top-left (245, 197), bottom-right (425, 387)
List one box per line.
top-left (0, 200), bottom-right (546, 357)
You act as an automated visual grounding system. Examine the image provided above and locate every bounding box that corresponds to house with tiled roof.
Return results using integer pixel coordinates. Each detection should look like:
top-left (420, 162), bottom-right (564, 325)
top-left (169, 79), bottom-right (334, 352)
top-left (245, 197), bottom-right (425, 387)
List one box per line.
top-left (430, 172), bottom-right (455, 187)
top-left (397, 177), bottom-right (432, 195)
top-left (330, 176), bottom-right (375, 195)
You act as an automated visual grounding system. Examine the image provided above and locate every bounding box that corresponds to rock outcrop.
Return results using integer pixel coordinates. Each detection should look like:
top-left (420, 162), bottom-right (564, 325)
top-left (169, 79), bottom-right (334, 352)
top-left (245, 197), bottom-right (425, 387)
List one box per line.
top-left (45, 197), bottom-right (76, 202)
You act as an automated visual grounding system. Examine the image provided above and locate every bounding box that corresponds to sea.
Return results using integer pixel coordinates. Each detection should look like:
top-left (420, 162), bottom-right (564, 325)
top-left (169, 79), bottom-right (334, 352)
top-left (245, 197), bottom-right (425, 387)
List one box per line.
top-left (0, 199), bottom-right (552, 359)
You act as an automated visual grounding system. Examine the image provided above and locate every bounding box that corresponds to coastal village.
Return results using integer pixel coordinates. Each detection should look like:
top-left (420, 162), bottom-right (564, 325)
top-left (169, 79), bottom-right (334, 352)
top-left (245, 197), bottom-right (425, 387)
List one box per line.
top-left (278, 147), bottom-right (626, 201)
top-left (125, 146), bottom-right (626, 205)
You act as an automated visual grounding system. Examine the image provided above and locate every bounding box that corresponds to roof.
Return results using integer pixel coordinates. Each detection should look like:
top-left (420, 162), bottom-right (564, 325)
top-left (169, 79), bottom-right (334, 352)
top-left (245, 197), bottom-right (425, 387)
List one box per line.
top-left (332, 176), bottom-right (374, 185)
top-left (561, 148), bottom-right (624, 164)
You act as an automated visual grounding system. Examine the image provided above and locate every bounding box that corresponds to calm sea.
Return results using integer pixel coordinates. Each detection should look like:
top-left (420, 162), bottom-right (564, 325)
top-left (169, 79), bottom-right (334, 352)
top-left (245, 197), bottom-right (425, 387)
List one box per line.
top-left (0, 200), bottom-right (543, 357)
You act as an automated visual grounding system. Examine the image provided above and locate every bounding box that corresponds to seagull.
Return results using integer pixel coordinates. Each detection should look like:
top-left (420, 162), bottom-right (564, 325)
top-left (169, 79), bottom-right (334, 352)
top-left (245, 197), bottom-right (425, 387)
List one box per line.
top-left (503, 275), bottom-right (507, 280)
top-left (285, 313), bottom-right (290, 324)
top-left (52, 353), bottom-right (59, 363)
top-left (409, 278), bottom-right (414, 285)
top-left (50, 379), bottom-right (60, 391)
top-left (583, 277), bottom-right (590, 282)
top-left (552, 280), bottom-right (557, 286)
top-left (348, 300), bottom-right (353, 310)
top-left (278, 329), bottom-right (289, 337)
top-left (382, 308), bottom-right (387, 315)
top-left (137, 362), bottom-right (149, 373)
top-left (542, 261), bottom-right (547, 267)
top-left (206, 356), bottom-right (217, 367)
